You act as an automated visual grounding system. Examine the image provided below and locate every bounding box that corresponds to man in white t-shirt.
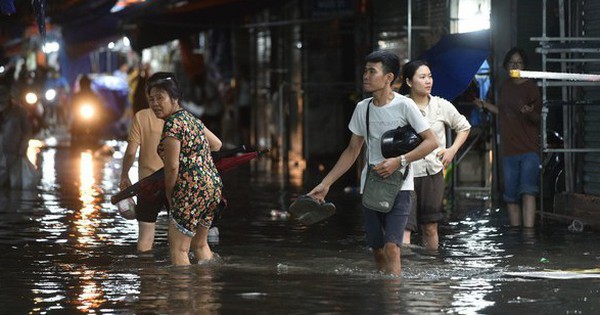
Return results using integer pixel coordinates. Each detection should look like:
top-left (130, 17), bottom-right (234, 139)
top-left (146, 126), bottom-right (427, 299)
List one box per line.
top-left (308, 50), bottom-right (437, 276)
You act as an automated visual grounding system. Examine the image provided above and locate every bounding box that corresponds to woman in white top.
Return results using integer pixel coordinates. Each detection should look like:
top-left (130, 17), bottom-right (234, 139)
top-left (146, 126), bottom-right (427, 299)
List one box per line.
top-left (401, 60), bottom-right (471, 250)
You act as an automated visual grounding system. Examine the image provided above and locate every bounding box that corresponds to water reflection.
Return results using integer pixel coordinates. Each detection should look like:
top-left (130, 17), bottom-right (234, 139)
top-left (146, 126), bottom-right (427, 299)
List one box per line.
top-left (75, 151), bottom-right (99, 246)
top-left (79, 151), bottom-right (96, 203)
top-left (77, 271), bottom-right (106, 312)
top-left (1, 142), bottom-right (599, 314)
top-left (40, 149), bottom-right (57, 190)
top-left (135, 267), bottom-right (222, 314)
top-left (451, 278), bottom-right (495, 313)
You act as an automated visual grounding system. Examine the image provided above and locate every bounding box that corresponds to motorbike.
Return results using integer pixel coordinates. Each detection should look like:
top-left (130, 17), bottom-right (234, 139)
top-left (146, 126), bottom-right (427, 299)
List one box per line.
top-left (41, 87), bottom-right (61, 128)
top-left (70, 91), bottom-right (110, 147)
top-left (20, 87), bottom-right (45, 136)
top-left (70, 74), bottom-right (129, 147)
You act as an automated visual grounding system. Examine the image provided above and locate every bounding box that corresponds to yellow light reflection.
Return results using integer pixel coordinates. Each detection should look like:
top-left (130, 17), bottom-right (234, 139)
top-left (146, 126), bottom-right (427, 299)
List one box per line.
top-left (40, 149), bottom-right (56, 189)
top-left (77, 277), bottom-right (106, 312)
top-left (80, 151), bottom-right (95, 204)
top-left (76, 151), bottom-right (98, 245)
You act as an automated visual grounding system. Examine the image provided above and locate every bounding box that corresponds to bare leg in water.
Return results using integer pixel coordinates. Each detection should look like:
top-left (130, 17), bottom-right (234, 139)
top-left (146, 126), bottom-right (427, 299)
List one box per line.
top-left (191, 226), bottom-right (213, 262)
top-left (522, 194), bottom-right (536, 228)
top-left (373, 242), bottom-right (401, 276)
top-left (507, 202), bottom-right (521, 227)
top-left (421, 223), bottom-right (439, 250)
top-left (168, 223), bottom-right (192, 265)
top-left (137, 222), bottom-right (156, 253)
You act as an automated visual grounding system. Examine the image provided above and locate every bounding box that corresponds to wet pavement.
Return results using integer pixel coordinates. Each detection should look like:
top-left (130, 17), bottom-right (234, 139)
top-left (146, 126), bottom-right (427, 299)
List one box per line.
top-left (0, 140), bottom-right (599, 314)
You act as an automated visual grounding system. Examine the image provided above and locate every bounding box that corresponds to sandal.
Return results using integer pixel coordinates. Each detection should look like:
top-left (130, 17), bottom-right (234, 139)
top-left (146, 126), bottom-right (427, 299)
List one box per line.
top-left (288, 194), bottom-right (336, 225)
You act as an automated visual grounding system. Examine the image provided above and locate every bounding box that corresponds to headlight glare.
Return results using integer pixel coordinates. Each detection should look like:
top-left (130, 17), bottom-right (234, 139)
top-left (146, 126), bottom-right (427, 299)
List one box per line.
top-left (25, 92), bottom-right (37, 105)
top-left (80, 103), bottom-right (95, 119)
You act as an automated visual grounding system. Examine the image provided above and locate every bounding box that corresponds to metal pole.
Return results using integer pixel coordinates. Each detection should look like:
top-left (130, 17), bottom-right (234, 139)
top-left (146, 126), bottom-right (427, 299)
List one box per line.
top-left (510, 69), bottom-right (600, 81)
top-left (540, 0), bottom-right (548, 222)
top-left (408, 0), bottom-right (412, 59)
top-left (558, 0), bottom-right (574, 193)
top-left (279, 82), bottom-right (286, 172)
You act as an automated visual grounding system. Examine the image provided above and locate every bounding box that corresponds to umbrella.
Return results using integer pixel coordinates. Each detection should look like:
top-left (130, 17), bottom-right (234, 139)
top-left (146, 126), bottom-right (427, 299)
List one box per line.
top-left (0, 0), bottom-right (16, 15)
top-left (110, 146), bottom-right (268, 205)
top-left (419, 29), bottom-right (490, 101)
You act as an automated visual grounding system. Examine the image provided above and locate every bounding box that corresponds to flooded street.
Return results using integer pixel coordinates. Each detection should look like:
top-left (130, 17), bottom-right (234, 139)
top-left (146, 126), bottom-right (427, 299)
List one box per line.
top-left (1, 141), bottom-right (599, 314)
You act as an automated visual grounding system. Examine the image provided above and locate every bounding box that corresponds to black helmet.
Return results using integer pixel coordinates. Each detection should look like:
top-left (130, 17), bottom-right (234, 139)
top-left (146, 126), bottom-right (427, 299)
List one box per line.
top-left (380, 125), bottom-right (423, 158)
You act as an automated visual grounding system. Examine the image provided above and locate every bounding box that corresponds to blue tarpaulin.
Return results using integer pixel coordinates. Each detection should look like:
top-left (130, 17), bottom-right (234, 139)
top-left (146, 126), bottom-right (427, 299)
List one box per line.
top-left (420, 30), bottom-right (490, 101)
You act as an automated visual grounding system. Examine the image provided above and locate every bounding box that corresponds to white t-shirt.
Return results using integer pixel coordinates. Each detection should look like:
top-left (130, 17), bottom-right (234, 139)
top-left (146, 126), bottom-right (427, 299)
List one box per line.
top-left (348, 92), bottom-right (430, 192)
top-left (411, 95), bottom-right (471, 178)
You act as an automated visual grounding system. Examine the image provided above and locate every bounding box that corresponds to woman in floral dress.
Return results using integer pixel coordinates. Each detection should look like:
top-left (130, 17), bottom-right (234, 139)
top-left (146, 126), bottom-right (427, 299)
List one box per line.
top-left (146, 72), bottom-right (223, 265)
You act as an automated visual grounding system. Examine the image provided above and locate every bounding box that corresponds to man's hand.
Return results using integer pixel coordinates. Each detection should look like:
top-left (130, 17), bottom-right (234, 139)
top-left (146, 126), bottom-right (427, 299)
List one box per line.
top-left (307, 183), bottom-right (329, 203)
top-left (373, 158), bottom-right (401, 178)
top-left (120, 176), bottom-right (132, 190)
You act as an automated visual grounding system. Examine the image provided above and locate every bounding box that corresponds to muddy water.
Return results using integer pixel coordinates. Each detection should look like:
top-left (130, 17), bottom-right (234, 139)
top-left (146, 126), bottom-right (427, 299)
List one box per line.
top-left (0, 142), bottom-right (598, 314)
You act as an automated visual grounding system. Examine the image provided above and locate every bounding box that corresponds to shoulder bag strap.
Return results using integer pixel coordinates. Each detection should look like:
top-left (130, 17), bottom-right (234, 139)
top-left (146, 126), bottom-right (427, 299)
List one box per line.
top-left (365, 99), bottom-right (372, 165)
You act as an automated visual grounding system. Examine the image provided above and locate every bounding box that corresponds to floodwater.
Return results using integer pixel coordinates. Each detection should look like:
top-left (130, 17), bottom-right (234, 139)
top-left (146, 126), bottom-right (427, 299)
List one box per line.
top-left (1, 140), bottom-right (599, 314)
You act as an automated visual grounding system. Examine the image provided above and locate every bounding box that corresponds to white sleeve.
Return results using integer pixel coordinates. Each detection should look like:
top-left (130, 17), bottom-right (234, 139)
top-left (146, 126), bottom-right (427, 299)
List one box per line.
top-left (348, 99), bottom-right (369, 137)
top-left (439, 97), bottom-right (471, 132)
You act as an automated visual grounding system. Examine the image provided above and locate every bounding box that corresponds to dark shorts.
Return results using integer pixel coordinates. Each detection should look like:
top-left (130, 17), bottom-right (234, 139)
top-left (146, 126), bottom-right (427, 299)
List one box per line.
top-left (503, 152), bottom-right (540, 203)
top-left (405, 171), bottom-right (445, 232)
top-left (363, 191), bottom-right (412, 249)
top-left (135, 192), bottom-right (168, 223)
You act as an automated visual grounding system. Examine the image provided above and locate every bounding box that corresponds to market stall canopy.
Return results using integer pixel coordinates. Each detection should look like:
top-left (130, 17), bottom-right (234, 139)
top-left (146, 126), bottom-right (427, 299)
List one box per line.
top-left (0, 0), bottom-right (280, 60)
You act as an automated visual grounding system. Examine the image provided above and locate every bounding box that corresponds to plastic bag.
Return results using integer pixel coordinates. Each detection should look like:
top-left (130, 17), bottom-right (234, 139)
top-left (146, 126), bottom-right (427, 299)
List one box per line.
top-left (9, 157), bottom-right (41, 189)
top-left (117, 197), bottom-right (136, 220)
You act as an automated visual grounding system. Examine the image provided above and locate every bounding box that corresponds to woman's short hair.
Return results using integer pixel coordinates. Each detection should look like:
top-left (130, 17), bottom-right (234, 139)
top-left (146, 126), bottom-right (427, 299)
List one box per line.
top-left (502, 47), bottom-right (528, 70)
top-left (146, 72), bottom-right (181, 100)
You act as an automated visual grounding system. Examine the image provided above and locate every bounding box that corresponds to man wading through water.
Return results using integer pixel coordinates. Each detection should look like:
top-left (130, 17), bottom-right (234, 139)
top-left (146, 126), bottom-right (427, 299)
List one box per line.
top-left (308, 50), bottom-right (437, 276)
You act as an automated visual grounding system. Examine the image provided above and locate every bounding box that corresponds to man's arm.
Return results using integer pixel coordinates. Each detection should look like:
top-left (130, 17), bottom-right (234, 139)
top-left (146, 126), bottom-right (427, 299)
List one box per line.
top-left (373, 128), bottom-right (438, 177)
top-left (308, 134), bottom-right (364, 202)
top-left (373, 97), bottom-right (440, 177)
top-left (406, 129), bottom-right (438, 163)
top-left (120, 141), bottom-right (139, 189)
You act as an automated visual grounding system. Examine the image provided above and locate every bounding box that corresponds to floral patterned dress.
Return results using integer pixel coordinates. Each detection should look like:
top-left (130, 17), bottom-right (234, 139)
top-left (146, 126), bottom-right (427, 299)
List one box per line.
top-left (158, 110), bottom-right (222, 236)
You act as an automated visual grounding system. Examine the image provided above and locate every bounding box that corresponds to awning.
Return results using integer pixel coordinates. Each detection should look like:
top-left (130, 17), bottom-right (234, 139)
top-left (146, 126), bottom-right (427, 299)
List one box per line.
top-left (0, 0), bottom-right (279, 60)
top-left (125, 0), bottom-right (278, 51)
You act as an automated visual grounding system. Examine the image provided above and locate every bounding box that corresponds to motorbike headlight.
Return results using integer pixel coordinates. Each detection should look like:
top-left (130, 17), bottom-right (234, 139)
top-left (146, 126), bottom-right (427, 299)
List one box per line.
top-left (79, 103), bottom-right (95, 119)
top-left (25, 92), bottom-right (38, 105)
top-left (45, 89), bottom-right (56, 101)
